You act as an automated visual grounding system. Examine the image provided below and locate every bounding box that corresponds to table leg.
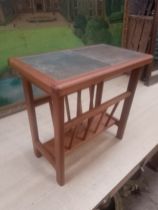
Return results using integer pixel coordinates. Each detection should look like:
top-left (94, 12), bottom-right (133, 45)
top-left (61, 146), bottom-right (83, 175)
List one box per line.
top-left (117, 69), bottom-right (141, 139)
top-left (22, 78), bottom-right (41, 157)
top-left (144, 64), bottom-right (153, 86)
top-left (51, 95), bottom-right (65, 186)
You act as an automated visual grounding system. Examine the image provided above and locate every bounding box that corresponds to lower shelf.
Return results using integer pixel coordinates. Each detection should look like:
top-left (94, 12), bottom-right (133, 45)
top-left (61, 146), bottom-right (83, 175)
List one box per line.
top-left (42, 113), bottom-right (118, 160)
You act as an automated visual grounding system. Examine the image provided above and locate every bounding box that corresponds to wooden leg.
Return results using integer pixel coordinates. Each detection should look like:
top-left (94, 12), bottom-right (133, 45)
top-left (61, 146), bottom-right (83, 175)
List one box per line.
top-left (22, 78), bottom-right (41, 157)
top-left (143, 64), bottom-right (153, 86)
top-left (117, 69), bottom-right (141, 139)
top-left (52, 95), bottom-right (65, 186)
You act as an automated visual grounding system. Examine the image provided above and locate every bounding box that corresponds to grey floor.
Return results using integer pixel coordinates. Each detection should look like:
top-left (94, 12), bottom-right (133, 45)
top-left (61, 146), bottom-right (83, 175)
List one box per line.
top-left (123, 167), bottom-right (158, 210)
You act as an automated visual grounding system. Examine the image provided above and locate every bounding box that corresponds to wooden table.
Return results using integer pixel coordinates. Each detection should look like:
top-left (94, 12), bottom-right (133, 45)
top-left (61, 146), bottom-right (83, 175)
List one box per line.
top-left (9, 44), bottom-right (152, 186)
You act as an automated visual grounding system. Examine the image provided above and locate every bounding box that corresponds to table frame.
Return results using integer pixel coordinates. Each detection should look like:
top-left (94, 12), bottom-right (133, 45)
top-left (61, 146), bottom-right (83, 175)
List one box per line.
top-left (9, 46), bottom-right (152, 186)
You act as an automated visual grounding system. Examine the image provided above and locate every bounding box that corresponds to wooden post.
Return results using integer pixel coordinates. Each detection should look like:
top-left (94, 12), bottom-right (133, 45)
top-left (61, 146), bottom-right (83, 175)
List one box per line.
top-left (95, 82), bottom-right (104, 107)
top-left (122, 0), bottom-right (129, 47)
top-left (144, 0), bottom-right (158, 85)
top-left (117, 69), bottom-right (141, 139)
top-left (22, 78), bottom-right (41, 157)
top-left (51, 94), bottom-right (65, 186)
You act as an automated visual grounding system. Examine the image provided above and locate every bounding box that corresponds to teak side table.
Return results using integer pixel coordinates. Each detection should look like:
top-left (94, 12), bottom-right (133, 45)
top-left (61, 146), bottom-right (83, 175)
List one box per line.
top-left (9, 44), bottom-right (152, 186)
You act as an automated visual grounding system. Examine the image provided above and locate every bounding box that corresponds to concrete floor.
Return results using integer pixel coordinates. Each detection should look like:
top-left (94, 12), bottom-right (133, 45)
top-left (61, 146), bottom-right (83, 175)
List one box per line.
top-left (123, 167), bottom-right (158, 210)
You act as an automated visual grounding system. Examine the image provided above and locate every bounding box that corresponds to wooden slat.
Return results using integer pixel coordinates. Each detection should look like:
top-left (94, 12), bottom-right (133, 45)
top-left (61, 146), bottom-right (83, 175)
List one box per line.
top-left (93, 111), bottom-right (106, 133)
top-left (89, 85), bottom-right (95, 110)
top-left (78, 85), bottom-right (96, 140)
top-left (77, 90), bottom-right (82, 116)
top-left (121, 0), bottom-right (129, 47)
top-left (44, 114), bottom-right (117, 154)
top-left (65, 96), bottom-right (71, 121)
top-left (127, 16), bottom-right (137, 49)
top-left (133, 18), bottom-right (145, 51)
top-left (65, 91), bottom-right (131, 132)
top-left (81, 118), bottom-right (94, 140)
top-left (128, 15), bottom-right (153, 21)
top-left (139, 18), bottom-right (153, 52)
top-left (81, 82), bottom-right (103, 140)
top-left (105, 102), bottom-right (119, 128)
top-left (79, 85), bottom-right (96, 140)
top-left (127, 15), bottom-right (153, 52)
top-left (49, 97), bottom-right (54, 126)
top-left (66, 126), bottom-right (78, 150)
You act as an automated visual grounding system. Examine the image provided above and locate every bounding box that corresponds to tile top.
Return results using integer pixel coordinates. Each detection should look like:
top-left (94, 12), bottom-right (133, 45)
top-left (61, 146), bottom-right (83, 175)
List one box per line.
top-left (20, 44), bottom-right (145, 80)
